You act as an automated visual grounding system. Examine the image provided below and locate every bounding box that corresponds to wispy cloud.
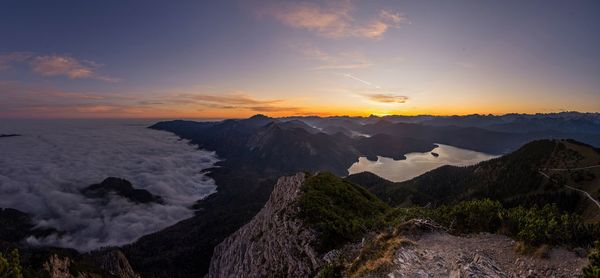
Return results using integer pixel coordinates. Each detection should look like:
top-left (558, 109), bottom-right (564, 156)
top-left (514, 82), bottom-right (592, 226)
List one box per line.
top-left (0, 80), bottom-right (307, 117)
top-left (296, 44), bottom-right (371, 70)
top-left (379, 10), bottom-right (406, 28)
top-left (181, 93), bottom-right (283, 106)
top-left (31, 56), bottom-right (95, 79)
top-left (52, 92), bottom-right (106, 100)
top-left (264, 1), bottom-right (351, 38)
top-left (0, 81), bottom-right (138, 117)
top-left (0, 52), bottom-right (119, 82)
top-left (364, 93), bottom-right (408, 104)
top-left (31, 55), bottom-right (120, 82)
top-left (74, 104), bottom-right (119, 113)
top-left (342, 73), bottom-right (410, 104)
top-left (343, 73), bottom-right (377, 87)
top-left (0, 52), bottom-right (33, 71)
top-left (262, 2), bottom-right (406, 40)
top-left (172, 92), bottom-right (301, 113)
top-left (245, 106), bottom-right (301, 112)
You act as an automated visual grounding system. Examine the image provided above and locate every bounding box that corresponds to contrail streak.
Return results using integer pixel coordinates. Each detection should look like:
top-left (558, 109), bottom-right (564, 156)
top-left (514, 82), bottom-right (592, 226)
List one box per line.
top-left (342, 73), bottom-right (383, 89)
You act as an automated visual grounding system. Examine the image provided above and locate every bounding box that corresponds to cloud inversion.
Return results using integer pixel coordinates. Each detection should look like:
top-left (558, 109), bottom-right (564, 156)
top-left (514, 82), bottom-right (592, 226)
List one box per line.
top-left (0, 120), bottom-right (219, 251)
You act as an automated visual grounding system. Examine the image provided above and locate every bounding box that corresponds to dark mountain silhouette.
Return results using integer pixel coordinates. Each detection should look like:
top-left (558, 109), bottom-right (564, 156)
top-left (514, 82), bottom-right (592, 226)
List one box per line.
top-left (148, 115), bottom-right (435, 176)
top-left (285, 112), bottom-right (600, 149)
top-left (353, 133), bottom-right (435, 161)
top-left (0, 208), bottom-right (57, 243)
top-left (0, 208), bottom-right (35, 243)
top-left (125, 115), bottom-right (438, 276)
top-left (2, 113), bottom-right (600, 277)
top-left (359, 119), bottom-right (533, 154)
top-left (81, 177), bottom-right (164, 205)
top-left (123, 114), bottom-right (600, 277)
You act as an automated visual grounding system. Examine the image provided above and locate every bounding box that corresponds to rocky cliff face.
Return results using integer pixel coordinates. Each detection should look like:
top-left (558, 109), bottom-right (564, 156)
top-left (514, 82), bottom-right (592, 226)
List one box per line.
top-left (43, 254), bottom-right (72, 278)
top-left (42, 250), bottom-right (139, 278)
top-left (83, 250), bottom-right (140, 278)
top-left (207, 173), bottom-right (322, 278)
top-left (206, 171), bottom-right (589, 278)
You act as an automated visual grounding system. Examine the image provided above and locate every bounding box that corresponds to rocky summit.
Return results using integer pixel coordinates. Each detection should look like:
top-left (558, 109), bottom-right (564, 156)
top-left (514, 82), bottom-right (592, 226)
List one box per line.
top-left (206, 172), bottom-right (592, 277)
top-left (208, 173), bottom-right (322, 277)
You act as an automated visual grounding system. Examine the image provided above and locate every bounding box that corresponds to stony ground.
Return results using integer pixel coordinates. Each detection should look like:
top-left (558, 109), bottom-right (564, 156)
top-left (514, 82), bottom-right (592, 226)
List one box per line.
top-left (388, 232), bottom-right (588, 278)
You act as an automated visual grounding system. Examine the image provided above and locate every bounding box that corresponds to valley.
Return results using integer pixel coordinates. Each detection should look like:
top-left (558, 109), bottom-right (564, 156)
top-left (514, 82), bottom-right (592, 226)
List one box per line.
top-left (1, 113), bottom-right (600, 277)
top-left (126, 113), bottom-right (600, 277)
top-left (3, 2), bottom-right (600, 276)
top-left (348, 143), bottom-right (498, 182)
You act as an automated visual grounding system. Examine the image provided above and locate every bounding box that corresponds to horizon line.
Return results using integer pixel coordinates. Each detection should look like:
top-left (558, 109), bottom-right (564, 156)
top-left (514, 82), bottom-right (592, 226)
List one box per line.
top-left (1, 110), bottom-right (599, 121)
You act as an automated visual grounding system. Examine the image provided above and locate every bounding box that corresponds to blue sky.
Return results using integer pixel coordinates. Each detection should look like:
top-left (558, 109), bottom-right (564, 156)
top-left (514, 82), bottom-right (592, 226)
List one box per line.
top-left (1, 0), bottom-right (599, 118)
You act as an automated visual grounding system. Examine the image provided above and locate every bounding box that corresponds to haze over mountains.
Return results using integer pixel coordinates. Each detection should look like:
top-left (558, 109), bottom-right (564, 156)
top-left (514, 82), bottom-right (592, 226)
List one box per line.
top-left (2, 0), bottom-right (600, 276)
top-left (1, 112), bottom-right (600, 277)
top-left (125, 112), bottom-right (600, 277)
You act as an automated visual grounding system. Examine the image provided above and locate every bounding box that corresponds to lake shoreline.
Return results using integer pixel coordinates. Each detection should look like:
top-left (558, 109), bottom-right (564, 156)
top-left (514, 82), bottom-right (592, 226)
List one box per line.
top-left (348, 143), bottom-right (498, 182)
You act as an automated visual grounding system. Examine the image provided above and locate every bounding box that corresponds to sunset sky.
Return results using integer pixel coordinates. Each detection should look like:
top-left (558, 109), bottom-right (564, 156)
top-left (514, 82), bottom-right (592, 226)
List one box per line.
top-left (1, 0), bottom-right (599, 118)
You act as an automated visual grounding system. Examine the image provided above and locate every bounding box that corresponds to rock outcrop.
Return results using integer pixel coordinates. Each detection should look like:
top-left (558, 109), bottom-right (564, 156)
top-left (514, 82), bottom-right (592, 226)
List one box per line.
top-left (43, 254), bottom-right (73, 278)
top-left (81, 177), bottom-right (164, 204)
top-left (83, 250), bottom-right (140, 278)
top-left (388, 231), bottom-right (587, 277)
top-left (207, 173), bottom-right (322, 278)
top-left (42, 250), bottom-right (139, 278)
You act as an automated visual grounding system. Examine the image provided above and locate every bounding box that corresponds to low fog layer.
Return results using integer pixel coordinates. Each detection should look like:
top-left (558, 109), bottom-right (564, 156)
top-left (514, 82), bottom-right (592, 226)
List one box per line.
top-left (348, 144), bottom-right (498, 182)
top-left (0, 119), bottom-right (218, 251)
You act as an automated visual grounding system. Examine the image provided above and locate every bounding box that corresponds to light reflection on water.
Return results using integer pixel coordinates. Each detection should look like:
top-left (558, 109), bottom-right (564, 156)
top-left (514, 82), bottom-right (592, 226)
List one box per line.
top-left (348, 144), bottom-right (498, 182)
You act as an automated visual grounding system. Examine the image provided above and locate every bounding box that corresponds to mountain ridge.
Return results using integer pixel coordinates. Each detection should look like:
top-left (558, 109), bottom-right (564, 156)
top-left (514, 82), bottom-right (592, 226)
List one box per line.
top-left (348, 139), bottom-right (600, 222)
top-left (125, 114), bottom-right (600, 277)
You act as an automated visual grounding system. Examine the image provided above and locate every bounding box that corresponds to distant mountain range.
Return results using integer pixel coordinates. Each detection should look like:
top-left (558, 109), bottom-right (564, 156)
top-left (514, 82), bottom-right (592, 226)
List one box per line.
top-left (204, 138), bottom-right (600, 277)
top-left (285, 112), bottom-right (600, 153)
top-left (2, 112), bottom-right (600, 277)
top-left (123, 112), bottom-right (600, 277)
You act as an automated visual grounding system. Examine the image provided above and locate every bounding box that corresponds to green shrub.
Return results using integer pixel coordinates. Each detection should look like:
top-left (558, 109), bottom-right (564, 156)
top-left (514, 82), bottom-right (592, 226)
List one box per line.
top-left (387, 199), bottom-right (503, 234)
top-left (385, 206), bottom-right (433, 225)
top-left (584, 241), bottom-right (600, 278)
top-left (297, 172), bottom-right (390, 252)
top-left (387, 199), bottom-right (598, 248)
top-left (500, 204), bottom-right (584, 246)
top-left (0, 249), bottom-right (23, 278)
top-left (441, 199), bottom-right (503, 233)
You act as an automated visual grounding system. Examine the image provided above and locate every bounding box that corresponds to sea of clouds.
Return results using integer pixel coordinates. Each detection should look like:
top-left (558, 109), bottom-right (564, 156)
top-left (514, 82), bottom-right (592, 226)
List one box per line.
top-left (0, 119), bottom-right (219, 251)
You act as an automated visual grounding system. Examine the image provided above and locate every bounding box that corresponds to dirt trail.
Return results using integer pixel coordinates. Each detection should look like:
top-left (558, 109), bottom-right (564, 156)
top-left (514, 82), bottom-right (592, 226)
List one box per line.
top-left (538, 170), bottom-right (600, 211)
top-left (544, 165), bottom-right (600, 171)
top-left (565, 184), bottom-right (600, 210)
